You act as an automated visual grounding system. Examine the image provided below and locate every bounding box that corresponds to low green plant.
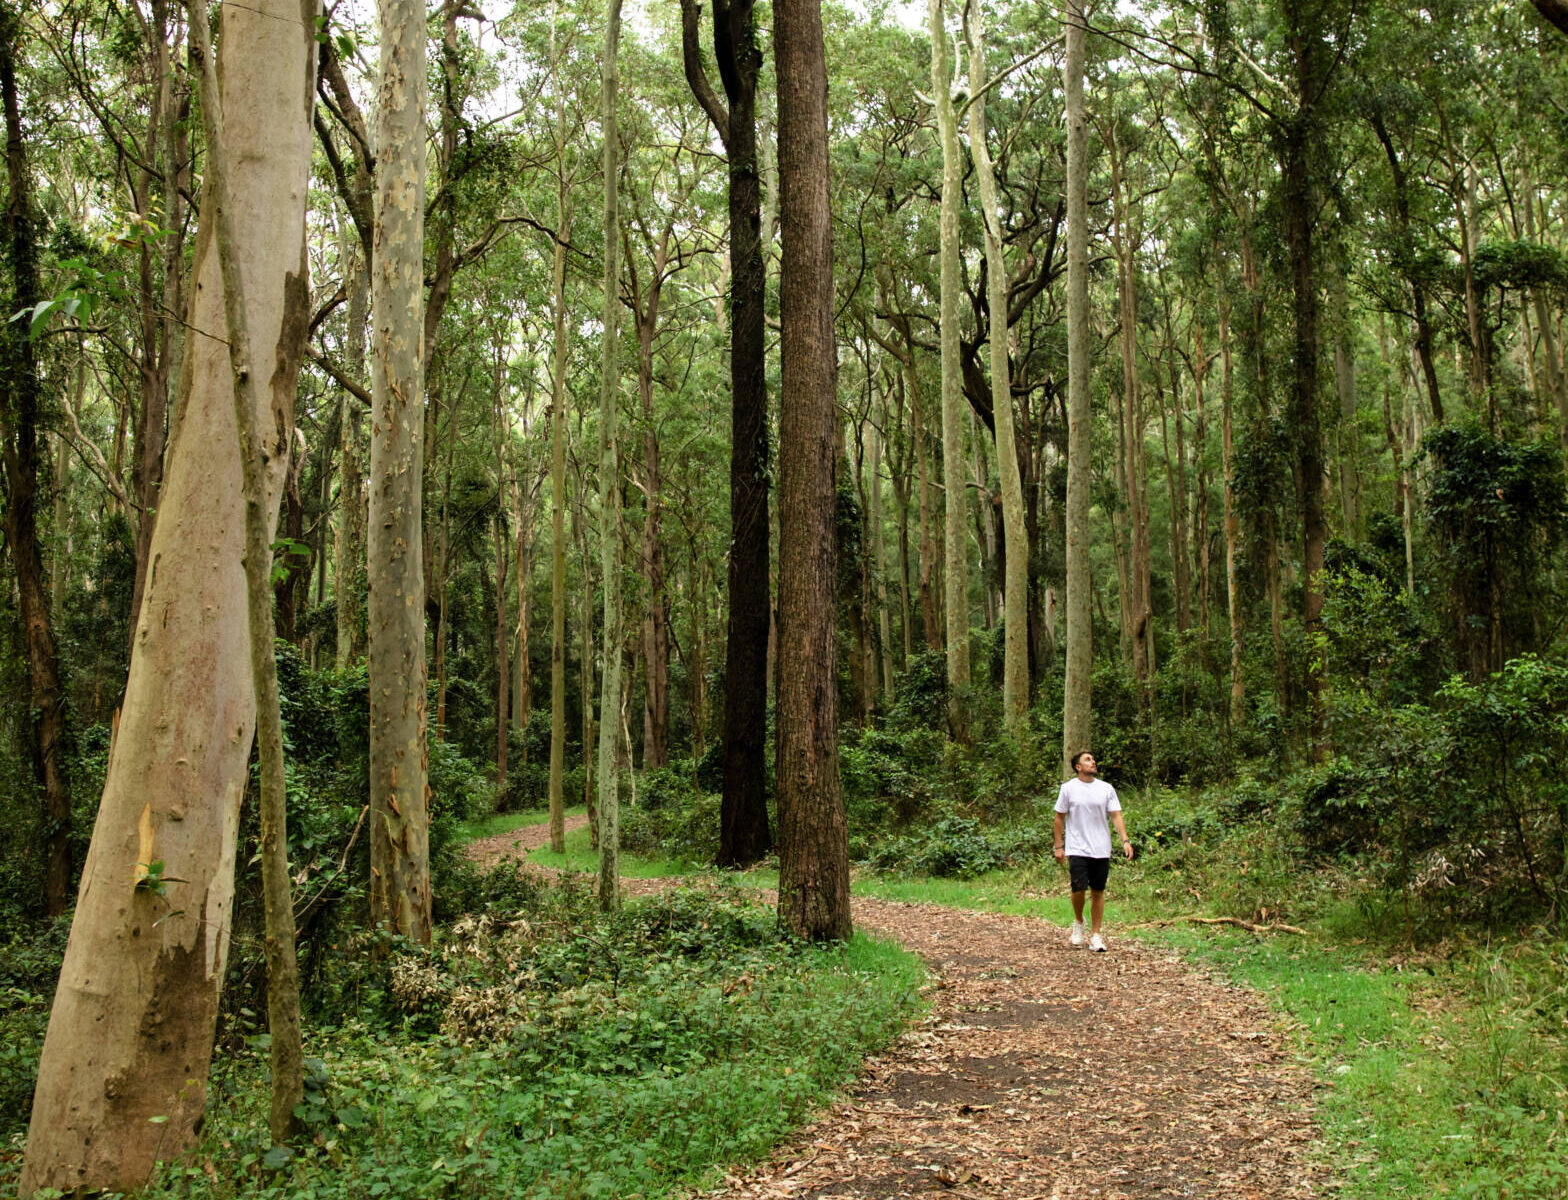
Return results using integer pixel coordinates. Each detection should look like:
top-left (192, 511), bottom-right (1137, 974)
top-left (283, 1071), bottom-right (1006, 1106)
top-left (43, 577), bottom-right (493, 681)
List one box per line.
top-left (12, 881), bottom-right (926, 1200)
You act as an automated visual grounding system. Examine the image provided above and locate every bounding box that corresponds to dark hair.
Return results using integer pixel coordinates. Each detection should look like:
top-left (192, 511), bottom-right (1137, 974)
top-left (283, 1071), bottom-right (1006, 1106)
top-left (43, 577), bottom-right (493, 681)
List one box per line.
top-left (1070, 749), bottom-right (1093, 769)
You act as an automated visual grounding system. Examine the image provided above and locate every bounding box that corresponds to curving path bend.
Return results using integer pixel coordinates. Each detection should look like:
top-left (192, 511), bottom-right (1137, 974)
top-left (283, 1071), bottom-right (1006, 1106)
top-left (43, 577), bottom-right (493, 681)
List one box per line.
top-left (468, 823), bottom-right (1323, 1200)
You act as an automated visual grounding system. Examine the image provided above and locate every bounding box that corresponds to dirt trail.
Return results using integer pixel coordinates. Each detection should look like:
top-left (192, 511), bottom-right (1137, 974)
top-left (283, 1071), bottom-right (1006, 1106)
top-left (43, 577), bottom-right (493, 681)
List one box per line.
top-left (464, 812), bottom-right (591, 867)
top-left (468, 827), bottom-right (1322, 1200)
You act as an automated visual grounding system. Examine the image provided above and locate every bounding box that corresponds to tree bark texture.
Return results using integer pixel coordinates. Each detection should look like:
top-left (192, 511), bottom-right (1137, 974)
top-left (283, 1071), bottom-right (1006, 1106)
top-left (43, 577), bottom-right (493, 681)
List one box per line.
top-left (775, 0), bottom-right (851, 942)
top-left (1219, 293), bottom-right (1245, 727)
top-left (632, 265), bottom-right (670, 770)
top-left (597, 0), bottom-right (626, 913)
top-left (1281, 0), bottom-right (1327, 755)
top-left (0, 13), bottom-right (72, 919)
top-left (335, 237), bottom-right (367, 669)
top-left (368, 0), bottom-right (432, 945)
top-left (681, 0), bottom-right (772, 867)
top-left (19, 0), bottom-right (315, 1187)
top-left (185, 4), bottom-right (305, 1137)
top-left (1061, 0), bottom-right (1092, 776)
top-left (930, 0), bottom-right (971, 737)
top-left (964, 0), bottom-right (1029, 729)
top-left (548, 185), bottom-right (571, 854)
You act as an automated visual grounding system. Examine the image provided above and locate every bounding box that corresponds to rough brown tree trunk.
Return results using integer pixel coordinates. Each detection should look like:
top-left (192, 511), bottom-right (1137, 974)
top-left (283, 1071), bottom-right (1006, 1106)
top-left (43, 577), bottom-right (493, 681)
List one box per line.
top-left (1110, 140), bottom-right (1153, 693)
top-left (1220, 295), bottom-right (1244, 726)
top-left (1160, 361), bottom-right (1191, 634)
top-left (494, 366), bottom-right (510, 793)
top-left (1281, 0), bottom-right (1327, 757)
top-left (910, 349), bottom-right (942, 653)
top-left (775, 0), bottom-right (850, 941)
top-left (19, 0), bottom-right (315, 1185)
top-left (635, 301), bottom-right (670, 769)
top-left (680, 0), bottom-right (772, 863)
top-left (368, 0), bottom-right (431, 944)
top-left (597, 0), bottom-right (626, 912)
top-left (0, 19), bottom-right (71, 919)
top-left (335, 236), bottom-right (367, 669)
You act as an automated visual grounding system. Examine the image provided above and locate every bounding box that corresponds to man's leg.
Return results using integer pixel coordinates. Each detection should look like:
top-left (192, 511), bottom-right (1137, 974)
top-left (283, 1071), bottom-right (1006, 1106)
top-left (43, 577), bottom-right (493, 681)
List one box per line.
top-left (1089, 888), bottom-right (1105, 933)
top-left (1071, 889), bottom-right (1086, 921)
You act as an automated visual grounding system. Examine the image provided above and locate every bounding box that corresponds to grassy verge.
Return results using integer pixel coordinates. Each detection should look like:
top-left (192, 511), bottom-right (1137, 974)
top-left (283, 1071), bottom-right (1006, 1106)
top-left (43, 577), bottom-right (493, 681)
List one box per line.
top-left (454, 804), bottom-right (582, 844)
top-left (855, 854), bottom-right (1568, 1200)
top-left (528, 820), bottom-right (710, 879)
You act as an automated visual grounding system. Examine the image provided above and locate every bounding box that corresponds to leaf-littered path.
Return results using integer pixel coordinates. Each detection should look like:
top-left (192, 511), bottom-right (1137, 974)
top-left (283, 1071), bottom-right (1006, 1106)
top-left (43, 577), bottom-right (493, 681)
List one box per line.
top-left (468, 828), bottom-right (1322, 1200)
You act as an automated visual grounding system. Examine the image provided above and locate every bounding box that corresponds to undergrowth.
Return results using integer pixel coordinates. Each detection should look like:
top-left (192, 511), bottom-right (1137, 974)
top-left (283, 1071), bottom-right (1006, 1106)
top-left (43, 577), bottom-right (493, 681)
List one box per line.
top-left (3, 877), bottom-right (925, 1200)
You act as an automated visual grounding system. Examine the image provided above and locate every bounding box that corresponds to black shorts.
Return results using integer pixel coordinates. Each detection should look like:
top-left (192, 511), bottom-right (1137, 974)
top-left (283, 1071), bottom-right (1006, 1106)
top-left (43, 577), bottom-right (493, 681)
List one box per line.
top-left (1068, 855), bottom-right (1110, 893)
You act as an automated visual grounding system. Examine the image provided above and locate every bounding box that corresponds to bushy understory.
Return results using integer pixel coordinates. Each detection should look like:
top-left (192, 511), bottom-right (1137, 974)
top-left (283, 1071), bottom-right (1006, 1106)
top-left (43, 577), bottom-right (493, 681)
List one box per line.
top-left (1, 877), bottom-right (925, 1200)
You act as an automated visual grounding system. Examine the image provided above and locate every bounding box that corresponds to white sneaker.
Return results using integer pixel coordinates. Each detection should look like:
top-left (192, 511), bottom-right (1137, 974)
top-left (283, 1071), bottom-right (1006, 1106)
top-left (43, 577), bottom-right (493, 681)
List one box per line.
top-left (1089, 932), bottom-right (1107, 953)
top-left (1070, 920), bottom-right (1086, 947)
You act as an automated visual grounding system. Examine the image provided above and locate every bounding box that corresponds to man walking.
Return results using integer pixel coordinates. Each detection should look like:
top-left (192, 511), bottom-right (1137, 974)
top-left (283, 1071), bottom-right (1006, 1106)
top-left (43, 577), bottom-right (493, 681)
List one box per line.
top-left (1053, 750), bottom-right (1132, 952)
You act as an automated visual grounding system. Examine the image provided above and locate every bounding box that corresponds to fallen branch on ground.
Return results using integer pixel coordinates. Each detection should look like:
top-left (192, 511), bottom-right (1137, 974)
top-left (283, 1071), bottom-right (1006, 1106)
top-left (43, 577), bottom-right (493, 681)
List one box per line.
top-left (1134, 915), bottom-right (1307, 935)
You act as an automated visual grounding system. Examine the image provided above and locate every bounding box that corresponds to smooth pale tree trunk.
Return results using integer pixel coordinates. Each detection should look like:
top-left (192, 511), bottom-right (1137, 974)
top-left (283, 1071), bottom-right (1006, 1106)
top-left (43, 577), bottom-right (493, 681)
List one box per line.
top-left (548, 196), bottom-right (571, 854)
top-left (494, 380), bottom-right (510, 794)
top-left (633, 278), bottom-right (670, 770)
top-left (1061, 0), bottom-right (1091, 777)
top-left (1219, 293), bottom-right (1244, 727)
top-left (929, 0), bottom-right (970, 737)
top-left (19, 0), bottom-right (315, 1188)
top-left (1331, 264), bottom-right (1361, 537)
top-left (869, 406), bottom-right (896, 699)
top-left (186, 7), bottom-right (304, 1138)
top-left (573, 485), bottom-right (598, 839)
top-left (1369, 110), bottom-right (1444, 425)
top-left (368, 0), bottom-right (431, 945)
top-left (336, 234), bottom-right (367, 669)
top-left (0, 21), bottom-right (72, 919)
top-left (1523, 185), bottom-right (1568, 454)
top-left (910, 348), bottom-right (942, 652)
top-left (775, 0), bottom-right (851, 942)
top-left (597, 0), bottom-right (625, 913)
top-left (127, 2), bottom-right (187, 645)
top-left (963, 0), bottom-right (1028, 729)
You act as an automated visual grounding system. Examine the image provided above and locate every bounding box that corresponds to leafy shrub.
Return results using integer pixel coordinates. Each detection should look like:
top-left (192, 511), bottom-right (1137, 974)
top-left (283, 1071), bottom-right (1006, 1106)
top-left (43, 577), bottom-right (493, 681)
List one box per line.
top-left (619, 768), bottom-right (721, 863)
top-left (52, 883), bottom-right (927, 1200)
top-left (870, 815), bottom-right (1051, 878)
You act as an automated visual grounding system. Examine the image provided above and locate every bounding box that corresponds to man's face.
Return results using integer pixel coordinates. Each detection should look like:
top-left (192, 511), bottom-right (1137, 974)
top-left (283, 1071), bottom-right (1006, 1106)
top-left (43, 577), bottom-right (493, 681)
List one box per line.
top-left (1076, 752), bottom-right (1097, 776)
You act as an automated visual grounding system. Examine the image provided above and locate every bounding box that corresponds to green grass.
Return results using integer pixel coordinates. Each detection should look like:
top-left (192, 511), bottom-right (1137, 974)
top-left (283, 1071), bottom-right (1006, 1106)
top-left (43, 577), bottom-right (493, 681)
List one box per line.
top-left (105, 888), bottom-right (929, 1200)
top-left (850, 855), bottom-right (1568, 1200)
top-left (528, 820), bottom-right (707, 879)
top-left (484, 813), bottom-right (1568, 1198)
top-left (453, 804), bottom-right (578, 844)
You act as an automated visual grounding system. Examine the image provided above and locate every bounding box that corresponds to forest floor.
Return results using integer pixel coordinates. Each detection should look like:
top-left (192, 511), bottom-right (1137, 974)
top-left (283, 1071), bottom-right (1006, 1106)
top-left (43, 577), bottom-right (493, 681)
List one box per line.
top-left (468, 822), bottom-right (1325, 1200)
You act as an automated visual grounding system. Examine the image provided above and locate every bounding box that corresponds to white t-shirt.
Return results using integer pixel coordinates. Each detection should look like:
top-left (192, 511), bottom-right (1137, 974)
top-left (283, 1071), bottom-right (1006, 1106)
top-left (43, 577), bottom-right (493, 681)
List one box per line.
top-left (1054, 777), bottom-right (1122, 859)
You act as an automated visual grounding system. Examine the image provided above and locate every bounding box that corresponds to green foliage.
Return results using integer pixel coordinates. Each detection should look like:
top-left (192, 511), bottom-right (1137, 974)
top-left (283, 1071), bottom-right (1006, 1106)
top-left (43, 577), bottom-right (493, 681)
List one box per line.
top-left (620, 767), bottom-right (722, 864)
top-left (869, 815), bottom-right (1052, 878)
top-left (73, 883), bottom-right (927, 1200)
top-left (1163, 926), bottom-right (1568, 1200)
top-left (1421, 423), bottom-right (1568, 677)
top-left (0, 918), bottom-right (68, 1139)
